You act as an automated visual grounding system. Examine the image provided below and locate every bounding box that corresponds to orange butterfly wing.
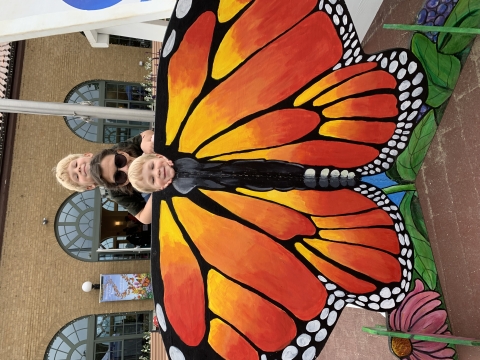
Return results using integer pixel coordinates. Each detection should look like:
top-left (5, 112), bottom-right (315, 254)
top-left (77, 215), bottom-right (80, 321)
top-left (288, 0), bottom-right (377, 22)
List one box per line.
top-left (153, 183), bottom-right (413, 359)
top-left (152, 0), bottom-right (424, 359)
top-left (156, 0), bottom-right (427, 176)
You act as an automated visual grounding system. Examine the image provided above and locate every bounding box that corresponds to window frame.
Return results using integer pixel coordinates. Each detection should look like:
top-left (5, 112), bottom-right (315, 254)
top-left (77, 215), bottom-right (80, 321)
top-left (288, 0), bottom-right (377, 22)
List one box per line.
top-left (44, 312), bottom-right (153, 360)
top-left (55, 189), bottom-right (150, 262)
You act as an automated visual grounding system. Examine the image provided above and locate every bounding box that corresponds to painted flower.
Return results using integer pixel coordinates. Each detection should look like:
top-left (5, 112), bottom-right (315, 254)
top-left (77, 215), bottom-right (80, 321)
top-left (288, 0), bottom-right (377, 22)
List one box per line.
top-left (389, 279), bottom-right (455, 359)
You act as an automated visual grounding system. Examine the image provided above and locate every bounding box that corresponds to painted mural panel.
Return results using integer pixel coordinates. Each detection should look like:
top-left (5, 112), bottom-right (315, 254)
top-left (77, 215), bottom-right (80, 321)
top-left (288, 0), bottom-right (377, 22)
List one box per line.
top-left (148, 0), bottom-right (479, 359)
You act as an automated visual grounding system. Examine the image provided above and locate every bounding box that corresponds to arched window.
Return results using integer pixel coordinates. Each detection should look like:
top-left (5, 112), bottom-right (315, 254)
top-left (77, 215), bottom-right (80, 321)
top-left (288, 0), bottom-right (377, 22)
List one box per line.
top-left (55, 189), bottom-right (150, 261)
top-left (44, 312), bottom-right (152, 360)
top-left (64, 80), bottom-right (151, 143)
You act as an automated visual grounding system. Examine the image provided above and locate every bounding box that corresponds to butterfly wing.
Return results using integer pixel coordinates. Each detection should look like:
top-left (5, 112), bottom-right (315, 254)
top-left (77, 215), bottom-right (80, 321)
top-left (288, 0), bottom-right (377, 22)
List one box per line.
top-left (151, 182), bottom-right (412, 360)
top-left (154, 0), bottom-right (427, 176)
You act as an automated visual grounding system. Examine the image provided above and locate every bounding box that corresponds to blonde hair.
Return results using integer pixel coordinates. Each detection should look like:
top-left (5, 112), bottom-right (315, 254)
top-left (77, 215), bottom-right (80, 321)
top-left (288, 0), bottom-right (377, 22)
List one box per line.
top-left (128, 154), bottom-right (159, 193)
top-left (53, 154), bottom-right (90, 192)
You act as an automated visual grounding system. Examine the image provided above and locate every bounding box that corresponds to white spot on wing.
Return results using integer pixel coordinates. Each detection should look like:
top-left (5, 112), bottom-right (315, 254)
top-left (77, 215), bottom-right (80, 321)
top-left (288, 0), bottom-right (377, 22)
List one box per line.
top-left (380, 299), bottom-right (395, 309)
top-left (412, 99), bottom-right (422, 109)
top-left (315, 328), bottom-right (328, 342)
top-left (413, 72), bottom-right (424, 85)
top-left (175, 0), bottom-right (192, 18)
top-left (303, 346), bottom-right (317, 360)
top-left (380, 287), bottom-right (391, 298)
top-left (334, 299), bottom-right (345, 310)
top-left (399, 80), bottom-right (411, 91)
top-left (320, 308), bottom-right (329, 320)
top-left (326, 283), bottom-right (336, 290)
top-left (163, 31), bottom-right (176, 57)
top-left (155, 303), bottom-right (167, 332)
top-left (389, 61), bottom-right (398, 73)
top-left (327, 310), bottom-right (338, 326)
top-left (307, 320), bottom-right (321, 332)
top-left (408, 61), bottom-right (418, 74)
top-left (282, 346), bottom-right (299, 360)
top-left (412, 87), bottom-right (423, 97)
top-left (328, 294), bottom-right (335, 305)
top-left (169, 346), bottom-right (186, 360)
top-left (297, 334), bottom-right (312, 347)
top-left (397, 68), bottom-right (406, 79)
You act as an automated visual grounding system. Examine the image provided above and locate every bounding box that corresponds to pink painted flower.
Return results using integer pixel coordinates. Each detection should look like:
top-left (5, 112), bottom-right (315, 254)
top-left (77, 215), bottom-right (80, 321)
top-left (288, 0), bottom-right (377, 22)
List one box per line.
top-left (389, 279), bottom-right (455, 360)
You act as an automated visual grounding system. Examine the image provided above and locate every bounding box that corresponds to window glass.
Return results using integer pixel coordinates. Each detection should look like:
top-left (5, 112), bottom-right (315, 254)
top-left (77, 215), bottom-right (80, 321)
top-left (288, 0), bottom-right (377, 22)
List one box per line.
top-left (109, 35), bottom-right (152, 48)
top-left (56, 189), bottom-right (150, 261)
top-left (64, 81), bottom-right (151, 143)
top-left (46, 313), bottom-right (152, 360)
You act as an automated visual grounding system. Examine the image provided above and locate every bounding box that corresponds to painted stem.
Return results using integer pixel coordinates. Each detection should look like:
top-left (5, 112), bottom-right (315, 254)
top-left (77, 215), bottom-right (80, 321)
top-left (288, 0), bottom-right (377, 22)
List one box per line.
top-left (384, 24), bottom-right (480, 35)
top-left (382, 183), bottom-right (416, 194)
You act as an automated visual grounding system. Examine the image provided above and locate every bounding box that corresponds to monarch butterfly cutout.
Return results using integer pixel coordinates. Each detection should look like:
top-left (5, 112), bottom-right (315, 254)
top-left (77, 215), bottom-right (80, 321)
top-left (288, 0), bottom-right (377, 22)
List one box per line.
top-left (151, 0), bottom-right (427, 359)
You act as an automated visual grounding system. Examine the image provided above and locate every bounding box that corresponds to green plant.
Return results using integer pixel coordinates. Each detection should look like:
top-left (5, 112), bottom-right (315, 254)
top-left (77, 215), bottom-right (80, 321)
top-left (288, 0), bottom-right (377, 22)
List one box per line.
top-left (139, 332), bottom-right (151, 360)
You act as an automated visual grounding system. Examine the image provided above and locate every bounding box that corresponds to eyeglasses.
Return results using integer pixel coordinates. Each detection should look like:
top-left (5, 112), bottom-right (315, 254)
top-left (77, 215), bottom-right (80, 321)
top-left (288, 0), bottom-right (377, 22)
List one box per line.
top-left (114, 153), bottom-right (128, 185)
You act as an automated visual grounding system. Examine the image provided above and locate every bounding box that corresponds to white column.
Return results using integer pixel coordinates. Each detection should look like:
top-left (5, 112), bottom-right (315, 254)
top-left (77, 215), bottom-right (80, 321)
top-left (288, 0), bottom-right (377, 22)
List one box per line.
top-left (0, 98), bottom-right (155, 122)
top-left (83, 30), bottom-right (110, 48)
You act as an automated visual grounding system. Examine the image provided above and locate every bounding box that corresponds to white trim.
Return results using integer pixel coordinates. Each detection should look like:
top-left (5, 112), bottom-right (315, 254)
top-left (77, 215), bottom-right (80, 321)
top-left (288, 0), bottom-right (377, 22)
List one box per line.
top-left (0, 0), bottom-right (175, 43)
top-left (96, 20), bottom-right (169, 43)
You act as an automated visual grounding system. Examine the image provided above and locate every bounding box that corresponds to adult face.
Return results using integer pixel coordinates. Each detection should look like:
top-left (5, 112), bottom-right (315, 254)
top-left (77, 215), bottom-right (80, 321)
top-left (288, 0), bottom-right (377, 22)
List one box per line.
top-left (100, 151), bottom-right (135, 186)
top-left (68, 153), bottom-right (96, 190)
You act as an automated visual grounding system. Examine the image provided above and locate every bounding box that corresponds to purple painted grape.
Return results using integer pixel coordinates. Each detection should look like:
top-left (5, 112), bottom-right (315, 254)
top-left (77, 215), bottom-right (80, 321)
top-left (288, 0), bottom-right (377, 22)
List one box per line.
top-left (416, 0), bottom-right (459, 42)
top-left (416, 104), bottom-right (431, 123)
top-left (426, 10), bottom-right (437, 22)
top-left (417, 9), bottom-right (427, 24)
top-left (434, 15), bottom-right (445, 26)
top-left (437, 4), bottom-right (448, 14)
top-left (426, 0), bottom-right (440, 9)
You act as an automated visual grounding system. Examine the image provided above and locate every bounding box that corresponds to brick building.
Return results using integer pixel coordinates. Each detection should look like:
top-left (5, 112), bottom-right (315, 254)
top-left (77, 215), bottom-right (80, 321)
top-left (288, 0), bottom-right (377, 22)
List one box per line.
top-left (0, 33), bottom-right (161, 360)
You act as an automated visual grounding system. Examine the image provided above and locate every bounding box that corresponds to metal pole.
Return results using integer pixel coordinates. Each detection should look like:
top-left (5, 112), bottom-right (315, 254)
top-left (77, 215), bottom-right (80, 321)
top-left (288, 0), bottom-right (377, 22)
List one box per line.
top-left (0, 98), bottom-right (154, 122)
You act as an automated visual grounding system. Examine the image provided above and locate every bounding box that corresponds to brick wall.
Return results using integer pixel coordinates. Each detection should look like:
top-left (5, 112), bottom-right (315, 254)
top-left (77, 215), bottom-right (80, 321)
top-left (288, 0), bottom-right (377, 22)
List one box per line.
top-left (0, 33), bottom-right (154, 360)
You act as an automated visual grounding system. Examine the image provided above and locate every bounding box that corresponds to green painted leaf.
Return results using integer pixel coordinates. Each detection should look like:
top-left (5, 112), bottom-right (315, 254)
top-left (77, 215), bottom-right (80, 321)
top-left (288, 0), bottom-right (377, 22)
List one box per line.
top-left (400, 191), bottom-right (437, 290)
top-left (410, 193), bottom-right (429, 244)
top-left (438, 0), bottom-right (480, 55)
top-left (395, 110), bottom-right (437, 182)
top-left (385, 161), bottom-right (402, 183)
top-left (411, 33), bottom-right (461, 107)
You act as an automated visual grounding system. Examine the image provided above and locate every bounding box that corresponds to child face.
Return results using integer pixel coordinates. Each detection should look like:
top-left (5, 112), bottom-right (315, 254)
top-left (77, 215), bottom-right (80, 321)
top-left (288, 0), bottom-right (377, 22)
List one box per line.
top-left (142, 155), bottom-right (175, 191)
top-left (68, 153), bottom-right (96, 190)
